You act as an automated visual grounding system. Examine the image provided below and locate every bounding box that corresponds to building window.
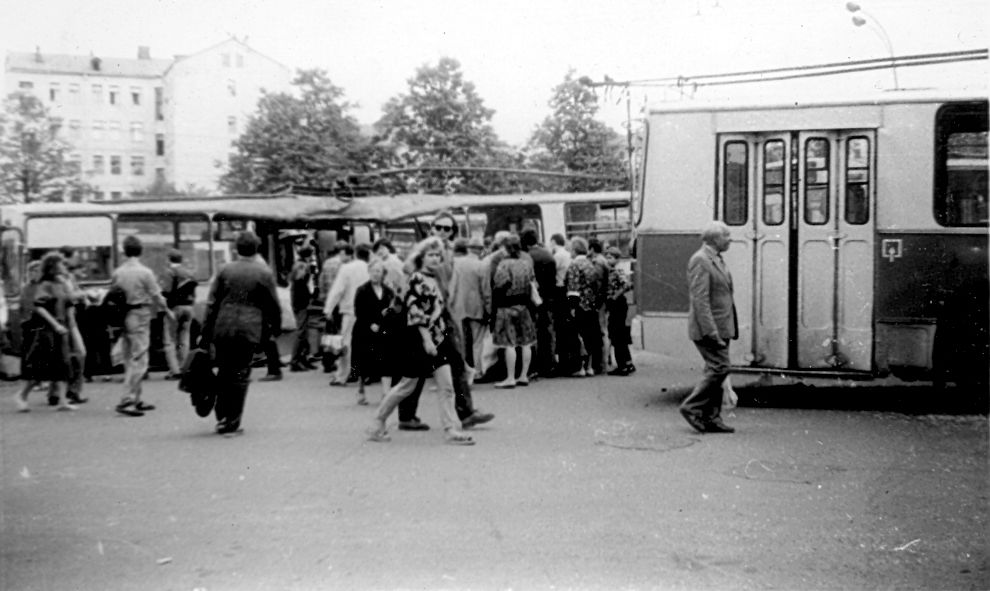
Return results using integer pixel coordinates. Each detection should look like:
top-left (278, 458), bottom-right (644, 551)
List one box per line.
top-left (68, 120), bottom-right (81, 138)
top-left (154, 87), bottom-right (164, 121)
top-left (92, 155), bottom-right (105, 175)
top-left (935, 101), bottom-right (988, 227)
top-left (19, 81), bottom-right (33, 90)
top-left (227, 79), bottom-right (237, 97)
top-left (130, 122), bottom-right (143, 142)
top-left (92, 120), bottom-right (104, 140)
top-left (94, 191), bottom-right (106, 201)
top-left (68, 154), bottom-right (82, 175)
top-left (92, 84), bottom-right (102, 102)
top-left (155, 168), bottom-right (165, 182)
top-left (111, 191), bottom-right (122, 201)
top-left (156, 133), bottom-right (165, 156)
top-left (49, 83), bottom-right (59, 102)
top-left (131, 156), bottom-right (145, 176)
top-left (68, 83), bottom-right (80, 99)
top-left (227, 116), bottom-right (237, 135)
top-left (222, 53), bottom-right (231, 67)
top-left (109, 86), bottom-right (119, 105)
top-left (236, 54), bottom-right (244, 67)
top-left (131, 87), bottom-right (141, 106)
top-left (110, 156), bottom-right (122, 175)
top-left (109, 121), bottom-right (121, 140)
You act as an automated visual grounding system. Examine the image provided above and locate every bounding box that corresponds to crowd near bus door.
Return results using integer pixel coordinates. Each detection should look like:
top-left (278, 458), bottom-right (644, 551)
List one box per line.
top-left (796, 130), bottom-right (874, 371)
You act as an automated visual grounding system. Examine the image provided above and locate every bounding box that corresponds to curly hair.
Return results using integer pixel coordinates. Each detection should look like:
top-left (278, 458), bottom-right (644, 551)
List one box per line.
top-left (40, 252), bottom-right (64, 282)
top-left (407, 236), bottom-right (445, 271)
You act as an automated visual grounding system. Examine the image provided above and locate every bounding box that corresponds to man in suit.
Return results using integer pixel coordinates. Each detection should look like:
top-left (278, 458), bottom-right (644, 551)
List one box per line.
top-left (201, 231), bottom-right (281, 436)
top-left (520, 227), bottom-right (557, 378)
top-left (448, 237), bottom-right (492, 378)
top-left (680, 221), bottom-right (738, 434)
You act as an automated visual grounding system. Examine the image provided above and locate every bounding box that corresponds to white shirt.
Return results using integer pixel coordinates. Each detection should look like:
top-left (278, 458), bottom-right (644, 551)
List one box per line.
top-left (553, 247), bottom-right (572, 288)
top-left (324, 259), bottom-right (369, 316)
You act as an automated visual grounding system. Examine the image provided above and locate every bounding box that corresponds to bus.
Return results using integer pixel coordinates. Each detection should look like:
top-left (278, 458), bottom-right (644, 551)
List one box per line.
top-left (633, 89), bottom-right (988, 386)
top-left (0, 190), bottom-right (632, 374)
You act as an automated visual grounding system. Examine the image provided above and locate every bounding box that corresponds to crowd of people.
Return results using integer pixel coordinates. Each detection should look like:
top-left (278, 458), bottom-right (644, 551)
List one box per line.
top-left (8, 209), bottom-right (639, 445)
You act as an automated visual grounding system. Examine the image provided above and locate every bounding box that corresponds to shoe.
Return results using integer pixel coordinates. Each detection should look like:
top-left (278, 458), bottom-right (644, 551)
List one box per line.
top-left (444, 430), bottom-right (475, 446)
top-left (115, 401), bottom-right (145, 417)
top-left (679, 408), bottom-right (706, 433)
top-left (220, 428), bottom-right (244, 438)
top-left (607, 366), bottom-right (631, 376)
top-left (66, 394), bottom-right (89, 404)
top-left (290, 363), bottom-right (311, 372)
top-left (14, 396), bottom-right (29, 412)
top-left (625, 364), bottom-right (636, 374)
top-left (705, 418), bottom-right (735, 433)
top-left (259, 373), bottom-right (283, 382)
top-left (216, 421), bottom-right (243, 436)
top-left (163, 373), bottom-right (180, 381)
top-left (397, 418), bottom-right (430, 431)
top-left (356, 396), bottom-right (369, 406)
top-left (460, 410), bottom-right (494, 429)
top-left (48, 395), bottom-right (59, 407)
top-left (56, 402), bottom-right (78, 411)
top-left (493, 380), bottom-right (516, 389)
top-left (328, 378), bottom-right (347, 387)
top-left (516, 378), bottom-right (529, 387)
top-left (366, 426), bottom-right (391, 442)
top-left (134, 401), bottom-right (156, 411)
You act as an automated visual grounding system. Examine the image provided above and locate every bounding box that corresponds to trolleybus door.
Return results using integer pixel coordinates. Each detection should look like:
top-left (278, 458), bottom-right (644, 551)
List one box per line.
top-left (717, 134), bottom-right (792, 368)
top-left (796, 130), bottom-right (875, 370)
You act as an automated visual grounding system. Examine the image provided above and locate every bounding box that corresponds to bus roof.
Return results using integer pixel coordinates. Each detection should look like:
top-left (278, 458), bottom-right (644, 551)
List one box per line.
top-left (1, 191), bottom-right (630, 225)
top-left (646, 86), bottom-right (988, 116)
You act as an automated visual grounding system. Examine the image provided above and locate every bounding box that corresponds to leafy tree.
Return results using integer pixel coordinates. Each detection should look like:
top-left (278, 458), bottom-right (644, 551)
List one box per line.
top-left (221, 69), bottom-right (368, 194)
top-left (526, 70), bottom-right (628, 192)
top-left (131, 176), bottom-right (212, 199)
top-left (374, 57), bottom-right (509, 194)
top-left (0, 92), bottom-right (89, 203)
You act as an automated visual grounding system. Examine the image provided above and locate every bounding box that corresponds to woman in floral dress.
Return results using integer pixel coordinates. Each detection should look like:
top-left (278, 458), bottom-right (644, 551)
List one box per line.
top-left (492, 234), bottom-right (538, 388)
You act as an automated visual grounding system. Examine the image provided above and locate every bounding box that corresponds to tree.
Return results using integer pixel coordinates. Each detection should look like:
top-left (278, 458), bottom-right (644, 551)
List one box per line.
top-left (374, 57), bottom-right (509, 194)
top-left (0, 92), bottom-right (89, 203)
top-left (526, 70), bottom-right (628, 192)
top-left (221, 69), bottom-right (368, 194)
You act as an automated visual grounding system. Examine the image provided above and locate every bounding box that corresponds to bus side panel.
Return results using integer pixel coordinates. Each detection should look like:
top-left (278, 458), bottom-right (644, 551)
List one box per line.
top-left (635, 232), bottom-right (697, 355)
top-left (874, 232), bottom-right (988, 381)
top-left (877, 103), bottom-right (938, 230)
top-left (640, 113), bottom-right (716, 231)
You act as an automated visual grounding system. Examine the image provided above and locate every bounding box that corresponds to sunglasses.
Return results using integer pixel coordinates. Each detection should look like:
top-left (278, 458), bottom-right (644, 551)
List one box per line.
top-left (432, 224), bottom-right (454, 232)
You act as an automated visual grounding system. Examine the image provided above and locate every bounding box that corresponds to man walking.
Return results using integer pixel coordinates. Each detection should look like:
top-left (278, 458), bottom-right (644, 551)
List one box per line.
top-left (680, 221), bottom-right (738, 434)
top-left (325, 244), bottom-right (370, 392)
top-left (111, 235), bottom-right (173, 417)
top-left (201, 231), bottom-right (280, 436)
top-left (448, 237), bottom-right (491, 378)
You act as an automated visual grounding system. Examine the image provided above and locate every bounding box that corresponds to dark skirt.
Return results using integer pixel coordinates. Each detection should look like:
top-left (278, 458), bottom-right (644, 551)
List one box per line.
top-left (493, 304), bottom-right (537, 347)
top-left (607, 299), bottom-right (631, 344)
top-left (21, 324), bottom-right (72, 382)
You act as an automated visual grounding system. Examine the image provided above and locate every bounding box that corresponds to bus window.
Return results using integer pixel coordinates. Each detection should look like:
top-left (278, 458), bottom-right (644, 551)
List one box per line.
top-left (935, 102), bottom-right (988, 227)
top-left (763, 140), bottom-right (785, 225)
top-left (2, 228), bottom-right (21, 296)
top-left (178, 220), bottom-right (212, 282)
top-left (564, 202), bottom-right (632, 256)
top-left (117, 219), bottom-right (175, 280)
top-left (468, 204), bottom-right (542, 240)
top-left (845, 137), bottom-right (871, 225)
top-left (723, 142), bottom-right (748, 225)
top-left (25, 216), bottom-right (113, 283)
top-left (804, 138), bottom-right (830, 225)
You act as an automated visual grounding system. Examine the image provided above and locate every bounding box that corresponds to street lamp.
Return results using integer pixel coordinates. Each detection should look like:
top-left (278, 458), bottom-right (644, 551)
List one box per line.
top-left (846, 1), bottom-right (900, 90)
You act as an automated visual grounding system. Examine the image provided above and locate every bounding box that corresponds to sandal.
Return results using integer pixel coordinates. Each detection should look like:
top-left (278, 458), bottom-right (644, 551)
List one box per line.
top-left (493, 380), bottom-right (516, 389)
top-left (366, 426), bottom-right (391, 442)
top-left (444, 431), bottom-right (476, 446)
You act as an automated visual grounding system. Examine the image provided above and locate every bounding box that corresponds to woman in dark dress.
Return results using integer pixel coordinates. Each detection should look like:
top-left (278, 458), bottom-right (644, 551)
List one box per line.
top-left (14, 253), bottom-right (74, 412)
top-left (353, 259), bottom-right (394, 405)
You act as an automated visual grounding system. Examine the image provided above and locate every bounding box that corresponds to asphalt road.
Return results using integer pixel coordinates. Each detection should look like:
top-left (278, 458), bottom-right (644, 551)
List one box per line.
top-left (1, 352), bottom-right (987, 591)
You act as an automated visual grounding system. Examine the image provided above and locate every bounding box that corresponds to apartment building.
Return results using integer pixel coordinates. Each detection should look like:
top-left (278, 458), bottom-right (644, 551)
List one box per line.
top-left (3, 39), bottom-right (292, 199)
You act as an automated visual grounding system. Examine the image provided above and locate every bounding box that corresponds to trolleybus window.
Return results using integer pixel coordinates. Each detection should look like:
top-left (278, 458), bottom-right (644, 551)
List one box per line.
top-left (723, 141), bottom-right (748, 225)
top-left (935, 102), bottom-right (988, 227)
top-left (25, 216), bottom-right (113, 282)
top-left (763, 140), bottom-right (785, 225)
top-left (564, 202), bottom-right (632, 256)
top-left (804, 138), bottom-right (830, 225)
top-left (845, 137), bottom-right (871, 225)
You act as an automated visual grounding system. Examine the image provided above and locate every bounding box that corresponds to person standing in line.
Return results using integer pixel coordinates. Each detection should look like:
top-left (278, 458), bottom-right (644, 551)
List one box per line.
top-left (201, 231), bottom-right (281, 436)
top-left (447, 237), bottom-right (491, 380)
top-left (565, 237), bottom-right (604, 377)
top-left (588, 238), bottom-right (611, 374)
top-left (680, 221), bottom-right (738, 434)
top-left (289, 245), bottom-right (317, 372)
top-left (604, 246), bottom-right (635, 376)
top-left (112, 235), bottom-right (173, 417)
top-left (325, 243), bottom-right (370, 390)
top-left (160, 249), bottom-right (196, 381)
top-left (491, 234), bottom-right (538, 389)
top-left (367, 237), bottom-right (475, 446)
top-left (520, 227), bottom-right (556, 379)
top-left (353, 259), bottom-right (394, 404)
top-left (550, 233), bottom-right (578, 375)
top-left (13, 253), bottom-right (75, 412)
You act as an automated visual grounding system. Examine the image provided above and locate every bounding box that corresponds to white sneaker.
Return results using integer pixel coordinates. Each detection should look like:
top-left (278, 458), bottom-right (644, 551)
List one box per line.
top-left (56, 402), bottom-right (78, 411)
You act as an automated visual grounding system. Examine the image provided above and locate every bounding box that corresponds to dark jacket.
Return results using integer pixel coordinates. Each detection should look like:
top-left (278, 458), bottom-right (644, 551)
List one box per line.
top-left (353, 281), bottom-right (395, 378)
top-left (527, 244), bottom-right (556, 301)
top-left (203, 258), bottom-right (281, 346)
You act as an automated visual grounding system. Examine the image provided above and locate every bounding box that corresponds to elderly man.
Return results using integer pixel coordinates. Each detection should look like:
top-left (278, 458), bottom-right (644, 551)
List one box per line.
top-left (448, 236), bottom-right (492, 377)
top-left (201, 231), bottom-right (281, 436)
top-left (680, 221), bottom-right (738, 434)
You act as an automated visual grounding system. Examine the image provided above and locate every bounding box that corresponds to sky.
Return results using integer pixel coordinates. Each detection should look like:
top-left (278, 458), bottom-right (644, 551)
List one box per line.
top-left (1, 0), bottom-right (986, 145)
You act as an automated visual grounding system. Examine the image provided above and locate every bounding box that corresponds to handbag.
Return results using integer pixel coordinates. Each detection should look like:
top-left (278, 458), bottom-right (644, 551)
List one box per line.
top-left (179, 347), bottom-right (217, 417)
top-left (321, 333), bottom-right (345, 356)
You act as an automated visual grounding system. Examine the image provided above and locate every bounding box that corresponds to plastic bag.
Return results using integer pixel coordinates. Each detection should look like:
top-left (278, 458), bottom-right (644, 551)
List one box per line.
top-left (722, 377), bottom-right (738, 409)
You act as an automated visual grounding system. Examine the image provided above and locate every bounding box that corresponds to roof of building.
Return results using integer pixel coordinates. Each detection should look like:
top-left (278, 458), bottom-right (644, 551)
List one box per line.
top-left (6, 51), bottom-right (173, 79)
top-left (164, 38), bottom-right (290, 76)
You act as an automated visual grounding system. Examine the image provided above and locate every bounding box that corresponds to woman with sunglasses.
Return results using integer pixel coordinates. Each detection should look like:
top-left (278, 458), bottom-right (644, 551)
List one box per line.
top-left (368, 236), bottom-right (475, 446)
